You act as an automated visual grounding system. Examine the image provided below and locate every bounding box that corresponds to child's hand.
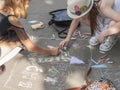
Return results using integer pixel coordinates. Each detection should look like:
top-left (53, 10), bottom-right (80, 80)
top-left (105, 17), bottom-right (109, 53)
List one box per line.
top-left (49, 47), bottom-right (60, 56)
top-left (59, 38), bottom-right (70, 49)
top-left (99, 30), bottom-right (107, 43)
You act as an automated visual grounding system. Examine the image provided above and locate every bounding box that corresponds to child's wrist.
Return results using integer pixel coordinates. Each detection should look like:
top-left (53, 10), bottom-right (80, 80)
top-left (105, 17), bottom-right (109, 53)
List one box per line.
top-left (67, 34), bottom-right (72, 38)
top-left (66, 36), bottom-right (71, 40)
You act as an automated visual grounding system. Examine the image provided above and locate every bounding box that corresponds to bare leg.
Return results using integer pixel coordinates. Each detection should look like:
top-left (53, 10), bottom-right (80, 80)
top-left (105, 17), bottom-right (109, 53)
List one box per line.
top-left (0, 39), bottom-right (22, 74)
top-left (0, 39), bottom-right (22, 60)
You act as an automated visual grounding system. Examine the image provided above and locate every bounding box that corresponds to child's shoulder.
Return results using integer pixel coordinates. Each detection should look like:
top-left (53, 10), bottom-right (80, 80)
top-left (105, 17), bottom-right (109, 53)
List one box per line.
top-left (8, 16), bottom-right (23, 28)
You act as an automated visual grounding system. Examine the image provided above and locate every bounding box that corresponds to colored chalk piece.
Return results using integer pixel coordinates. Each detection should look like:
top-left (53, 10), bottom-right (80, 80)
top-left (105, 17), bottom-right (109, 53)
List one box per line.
top-left (107, 61), bottom-right (113, 64)
top-left (71, 37), bottom-right (76, 40)
top-left (91, 64), bottom-right (107, 68)
top-left (31, 22), bottom-right (44, 30)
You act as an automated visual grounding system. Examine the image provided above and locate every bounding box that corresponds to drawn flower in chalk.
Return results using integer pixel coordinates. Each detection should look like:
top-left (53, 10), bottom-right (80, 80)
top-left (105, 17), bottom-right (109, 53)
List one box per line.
top-left (74, 5), bottom-right (87, 16)
top-left (74, 5), bottom-right (81, 15)
top-left (80, 5), bottom-right (87, 11)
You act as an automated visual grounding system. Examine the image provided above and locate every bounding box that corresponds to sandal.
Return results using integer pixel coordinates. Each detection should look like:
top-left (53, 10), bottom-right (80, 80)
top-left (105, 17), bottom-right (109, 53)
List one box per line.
top-left (0, 64), bottom-right (5, 75)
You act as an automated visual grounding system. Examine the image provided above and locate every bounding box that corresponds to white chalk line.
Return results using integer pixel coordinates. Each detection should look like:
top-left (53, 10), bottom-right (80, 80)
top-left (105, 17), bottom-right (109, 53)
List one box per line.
top-left (4, 60), bottom-right (19, 90)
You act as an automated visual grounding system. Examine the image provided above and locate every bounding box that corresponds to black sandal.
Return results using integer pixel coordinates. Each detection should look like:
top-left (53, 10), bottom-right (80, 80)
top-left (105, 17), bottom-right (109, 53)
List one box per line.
top-left (0, 64), bottom-right (5, 74)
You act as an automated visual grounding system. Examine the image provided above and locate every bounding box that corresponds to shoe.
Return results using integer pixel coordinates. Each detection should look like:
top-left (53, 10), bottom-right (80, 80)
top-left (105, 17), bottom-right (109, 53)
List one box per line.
top-left (89, 36), bottom-right (99, 46)
top-left (0, 64), bottom-right (5, 75)
top-left (99, 36), bottom-right (118, 52)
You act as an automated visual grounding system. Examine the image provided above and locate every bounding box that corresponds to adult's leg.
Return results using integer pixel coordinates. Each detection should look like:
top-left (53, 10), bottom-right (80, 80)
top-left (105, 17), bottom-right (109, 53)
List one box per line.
top-left (0, 40), bottom-right (22, 59)
top-left (0, 40), bottom-right (22, 74)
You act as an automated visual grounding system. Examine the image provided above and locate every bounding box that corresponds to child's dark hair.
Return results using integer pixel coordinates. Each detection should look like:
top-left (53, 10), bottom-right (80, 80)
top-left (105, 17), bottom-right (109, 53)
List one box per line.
top-left (89, 0), bottom-right (100, 35)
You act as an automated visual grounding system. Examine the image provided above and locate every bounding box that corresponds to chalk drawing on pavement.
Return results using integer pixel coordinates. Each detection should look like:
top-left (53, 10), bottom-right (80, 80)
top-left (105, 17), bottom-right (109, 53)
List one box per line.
top-left (27, 50), bottom-right (70, 64)
top-left (42, 63), bottom-right (71, 90)
top-left (4, 60), bottom-right (44, 90)
top-left (93, 68), bottom-right (120, 89)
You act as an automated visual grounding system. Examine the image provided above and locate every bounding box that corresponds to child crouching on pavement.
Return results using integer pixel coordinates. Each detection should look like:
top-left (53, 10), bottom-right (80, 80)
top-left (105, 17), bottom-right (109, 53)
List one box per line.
top-left (99, 20), bottom-right (120, 43)
top-left (0, 0), bottom-right (60, 74)
top-left (59, 0), bottom-right (120, 52)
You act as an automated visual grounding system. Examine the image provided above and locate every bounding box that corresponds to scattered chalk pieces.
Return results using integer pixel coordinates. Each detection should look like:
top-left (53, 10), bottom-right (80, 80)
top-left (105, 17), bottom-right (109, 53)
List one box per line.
top-left (105, 58), bottom-right (110, 62)
top-left (63, 46), bottom-right (67, 51)
top-left (107, 61), bottom-right (113, 64)
top-left (71, 37), bottom-right (76, 40)
top-left (29, 20), bottom-right (38, 24)
top-left (47, 45), bottom-right (54, 49)
top-left (91, 59), bottom-right (99, 65)
top-left (91, 64), bottom-right (107, 68)
top-left (51, 34), bottom-right (56, 40)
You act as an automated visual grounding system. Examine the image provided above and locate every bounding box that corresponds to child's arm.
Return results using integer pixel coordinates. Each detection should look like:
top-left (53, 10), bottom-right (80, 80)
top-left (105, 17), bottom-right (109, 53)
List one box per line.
top-left (59, 18), bottom-right (80, 49)
top-left (8, 16), bottom-right (59, 56)
top-left (101, 0), bottom-right (120, 22)
top-left (99, 21), bottom-right (120, 43)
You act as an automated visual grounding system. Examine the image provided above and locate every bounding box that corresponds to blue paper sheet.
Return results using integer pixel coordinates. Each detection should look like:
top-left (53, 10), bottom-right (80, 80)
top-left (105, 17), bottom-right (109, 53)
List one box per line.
top-left (70, 56), bottom-right (85, 64)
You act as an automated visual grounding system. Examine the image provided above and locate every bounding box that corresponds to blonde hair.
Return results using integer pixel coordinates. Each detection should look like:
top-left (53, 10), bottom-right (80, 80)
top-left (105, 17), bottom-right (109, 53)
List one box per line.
top-left (5, 0), bottom-right (30, 18)
top-left (0, 0), bottom-right (5, 9)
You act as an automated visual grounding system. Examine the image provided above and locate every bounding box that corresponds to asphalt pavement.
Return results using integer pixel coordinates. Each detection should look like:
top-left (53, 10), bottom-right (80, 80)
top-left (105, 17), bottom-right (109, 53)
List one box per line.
top-left (0, 0), bottom-right (120, 90)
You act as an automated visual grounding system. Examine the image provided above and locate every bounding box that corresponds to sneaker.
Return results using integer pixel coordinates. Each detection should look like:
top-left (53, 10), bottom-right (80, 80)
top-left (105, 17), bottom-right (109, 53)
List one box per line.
top-left (99, 36), bottom-right (118, 52)
top-left (89, 36), bottom-right (99, 46)
top-left (0, 64), bottom-right (5, 75)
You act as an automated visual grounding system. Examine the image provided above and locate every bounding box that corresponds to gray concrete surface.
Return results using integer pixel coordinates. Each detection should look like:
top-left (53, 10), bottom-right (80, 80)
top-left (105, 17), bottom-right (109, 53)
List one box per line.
top-left (0, 0), bottom-right (120, 90)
